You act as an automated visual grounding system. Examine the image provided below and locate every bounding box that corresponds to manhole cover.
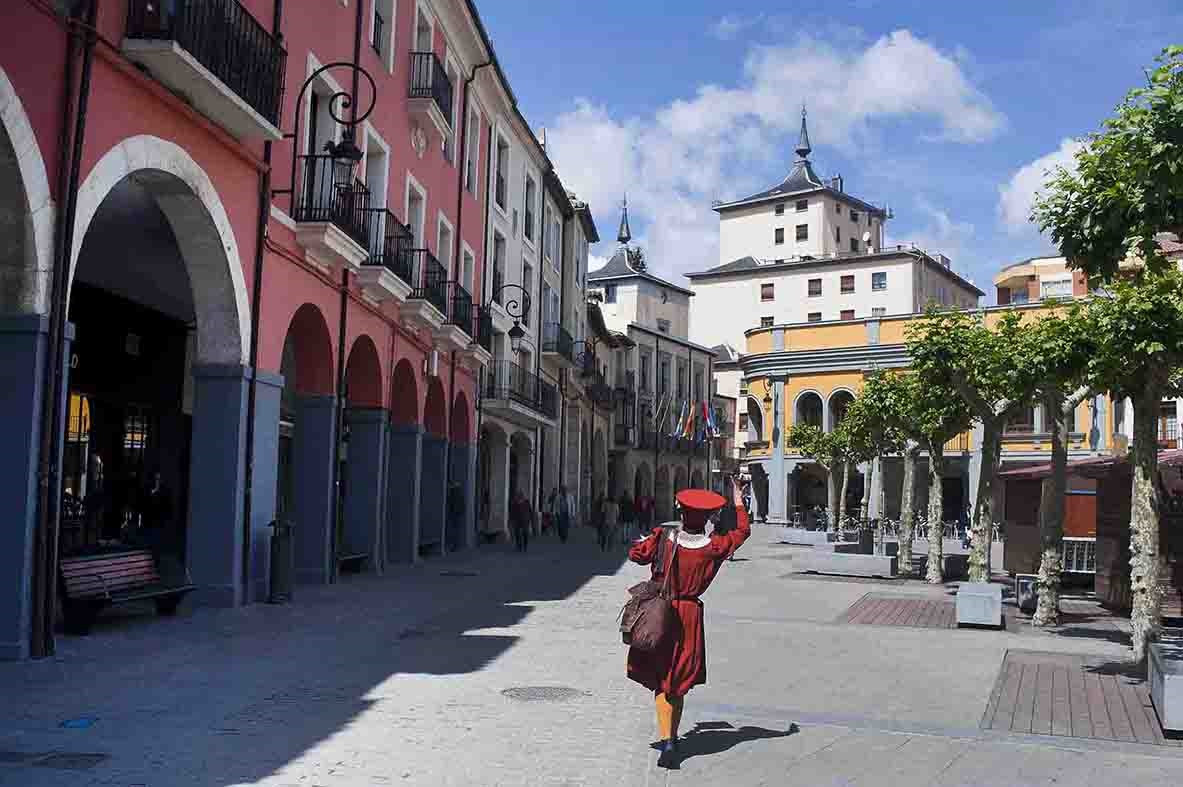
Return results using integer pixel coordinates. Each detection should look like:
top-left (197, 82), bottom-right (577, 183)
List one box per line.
top-left (501, 686), bottom-right (586, 702)
top-left (440, 570), bottom-right (478, 577)
top-left (34, 752), bottom-right (108, 770)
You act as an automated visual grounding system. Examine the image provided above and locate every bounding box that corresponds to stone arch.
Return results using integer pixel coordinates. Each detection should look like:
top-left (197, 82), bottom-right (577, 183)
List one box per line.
top-left (451, 391), bottom-right (471, 443)
top-left (391, 359), bottom-right (419, 425)
top-left (634, 462), bottom-right (651, 500)
top-left (828, 389), bottom-right (856, 432)
top-left (281, 304), bottom-right (335, 395)
top-left (344, 335), bottom-right (383, 408)
top-left (674, 466), bottom-right (688, 497)
top-left (69, 135), bottom-right (249, 364)
top-left (424, 377), bottom-right (447, 438)
top-left (746, 396), bottom-right (764, 441)
top-left (0, 65), bottom-right (54, 314)
top-left (794, 390), bottom-right (824, 428)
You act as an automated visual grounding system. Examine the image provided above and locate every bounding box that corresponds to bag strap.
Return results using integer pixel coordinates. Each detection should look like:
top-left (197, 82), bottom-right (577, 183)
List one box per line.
top-left (660, 528), bottom-right (680, 598)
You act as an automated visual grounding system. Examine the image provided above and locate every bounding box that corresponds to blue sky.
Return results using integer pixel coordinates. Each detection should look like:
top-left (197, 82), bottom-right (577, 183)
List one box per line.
top-left (480, 0), bottom-right (1183, 302)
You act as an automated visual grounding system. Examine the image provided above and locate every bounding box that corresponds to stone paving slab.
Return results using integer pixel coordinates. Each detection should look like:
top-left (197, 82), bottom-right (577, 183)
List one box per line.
top-left (838, 593), bottom-right (958, 628)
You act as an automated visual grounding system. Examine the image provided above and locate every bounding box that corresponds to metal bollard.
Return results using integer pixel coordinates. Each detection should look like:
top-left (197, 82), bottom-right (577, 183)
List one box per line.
top-left (268, 519), bottom-right (295, 604)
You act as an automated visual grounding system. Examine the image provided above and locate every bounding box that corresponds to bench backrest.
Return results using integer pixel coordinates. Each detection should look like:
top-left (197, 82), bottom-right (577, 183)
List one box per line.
top-left (59, 550), bottom-right (160, 600)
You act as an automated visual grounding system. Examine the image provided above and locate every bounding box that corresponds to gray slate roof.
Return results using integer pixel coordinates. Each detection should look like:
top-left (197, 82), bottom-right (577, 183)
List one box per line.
top-left (587, 247), bottom-right (695, 296)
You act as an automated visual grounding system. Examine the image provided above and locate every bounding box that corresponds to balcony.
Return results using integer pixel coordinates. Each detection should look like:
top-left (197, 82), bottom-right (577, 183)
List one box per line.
top-left (541, 322), bottom-right (575, 366)
top-left (292, 154), bottom-right (371, 272)
top-left (483, 360), bottom-right (558, 428)
top-left (124, 0), bottom-right (285, 142)
top-left (460, 304), bottom-right (494, 368)
top-left (401, 249), bottom-right (448, 333)
top-left (433, 280), bottom-right (472, 353)
top-left (357, 209), bottom-right (414, 304)
top-left (408, 51), bottom-right (454, 139)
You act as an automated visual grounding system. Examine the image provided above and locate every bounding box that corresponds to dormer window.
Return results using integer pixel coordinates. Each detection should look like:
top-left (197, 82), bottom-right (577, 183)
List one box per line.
top-left (795, 199), bottom-right (808, 212)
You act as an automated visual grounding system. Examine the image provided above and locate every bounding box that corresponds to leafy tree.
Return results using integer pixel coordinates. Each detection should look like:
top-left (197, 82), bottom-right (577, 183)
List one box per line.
top-left (1033, 47), bottom-right (1183, 659)
top-left (786, 423), bottom-right (842, 531)
top-left (908, 309), bottom-right (1040, 582)
top-left (842, 391), bottom-right (907, 554)
top-left (859, 370), bottom-right (973, 582)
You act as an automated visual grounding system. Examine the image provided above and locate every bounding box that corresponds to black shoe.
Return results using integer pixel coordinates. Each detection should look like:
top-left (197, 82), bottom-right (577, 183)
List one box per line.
top-left (656, 739), bottom-right (679, 770)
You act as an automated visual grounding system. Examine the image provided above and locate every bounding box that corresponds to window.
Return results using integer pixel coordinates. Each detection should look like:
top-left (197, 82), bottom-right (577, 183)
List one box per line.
top-left (840, 275), bottom-right (854, 294)
top-left (795, 199), bottom-right (808, 212)
top-left (693, 368), bottom-right (703, 401)
top-left (872, 271), bottom-right (887, 291)
top-left (1041, 278), bottom-right (1072, 299)
top-left (494, 136), bottom-right (509, 210)
top-left (760, 316), bottom-right (774, 328)
top-left (464, 109), bottom-right (480, 194)
top-left (835, 226), bottom-right (841, 243)
top-left (640, 352), bottom-right (651, 392)
top-left (774, 228), bottom-right (785, 245)
top-left (850, 210), bottom-right (860, 223)
top-left (462, 249), bottom-right (474, 293)
top-left (657, 318), bottom-right (670, 334)
top-left (522, 263), bottom-right (534, 326)
top-left (658, 353), bottom-right (671, 394)
top-left (676, 361), bottom-right (687, 401)
top-left (443, 60), bottom-right (460, 163)
top-left (739, 413), bottom-right (749, 431)
top-left (1062, 539), bottom-right (1097, 574)
top-left (492, 233), bottom-right (506, 303)
top-left (549, 217), bottom-right (561, 262)
top-left (523, 176), bottom-right (536, 242)
top-left (835, 204), bottom-right (842, 215)
top-left (437, 219), bottom-right (453, 276)
top-left (760, 283), bottom-right (774, 302)
top-left (871, 307), bottom-right (886, 317)
top-left (807, 312), bottom-right (822, 323)
top-left (541, 282), bottom-right (552, 325)
top-left (840, 309), bottom-right (855, 321)
top-left (808, 278), bottom-right (822, 297)
top-left (849, 238), bottom-right (859, 253)
top-left (774, 203), bottom-right (785, 216)
top-left (1006, 405), bottom-right (1036, 434)
top-left (603, 283), bottom-right (617, 304)
top-left (796, 224), bottom-right (808, 241)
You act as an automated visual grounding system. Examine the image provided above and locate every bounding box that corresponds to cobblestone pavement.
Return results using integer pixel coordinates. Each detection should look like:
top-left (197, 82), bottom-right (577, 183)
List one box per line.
top-left (2, 525), bottom-right (1183, 786)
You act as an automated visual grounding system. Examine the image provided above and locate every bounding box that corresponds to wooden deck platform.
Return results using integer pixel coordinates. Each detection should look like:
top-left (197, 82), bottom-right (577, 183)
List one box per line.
top-left (836, 593), bottom-right (957, 629)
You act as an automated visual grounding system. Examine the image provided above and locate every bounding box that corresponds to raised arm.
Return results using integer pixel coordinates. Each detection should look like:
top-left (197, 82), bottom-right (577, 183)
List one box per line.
top-left (628, 528), bottom-right (663, 564)
top-left (718, 482), bottom-right (752, 558)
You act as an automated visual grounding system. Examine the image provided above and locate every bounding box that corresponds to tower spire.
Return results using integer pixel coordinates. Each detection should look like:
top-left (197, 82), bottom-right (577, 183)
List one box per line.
top-left (617, 194), bottom-right (632, 245)
top-left (795, 104), bottom-right (812, 161)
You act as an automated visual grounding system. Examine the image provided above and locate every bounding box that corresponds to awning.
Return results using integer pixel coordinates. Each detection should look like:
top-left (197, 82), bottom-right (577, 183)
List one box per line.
top-left (999, 448), bottom-right (1183, 481)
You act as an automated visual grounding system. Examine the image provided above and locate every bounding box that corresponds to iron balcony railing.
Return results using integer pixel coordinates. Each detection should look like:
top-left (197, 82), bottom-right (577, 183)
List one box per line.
top-left (474, 305), bottom-right (493, 353)
top-left (485, 360), bottom-right (557, 419)
top-left (409, 51), bottom-right (454, 128)
top-left (126, 0), bottom-right (286, 125)
top-left (446, 281), bottom-right (474, 337)
top-left (294, 154), bottom-right (371, 247)
top-left (541, 322), bottom-right (574, 363)
top-left (405, 249), bottom-right (449, 316)
top-left (361, 208), bottom-right (414, 285)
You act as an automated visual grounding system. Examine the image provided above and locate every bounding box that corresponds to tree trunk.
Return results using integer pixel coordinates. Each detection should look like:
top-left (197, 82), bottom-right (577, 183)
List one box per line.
top-left (899, 444), bottom-right (918, 577)
top-left (969, 422), bottom-right (1002, 582)
top-left (874, 455), bottom-right (885, 555)
top-left (1033, 392), bottom-right (1068, 626)
top-left (860, 459), bottom-right (873, 523)
top-left (826, 467), bottom-right (839, 532)
top-left (838, 461), bottom-right (851, 530)
top-left (1130, 387), bottom-right (1164, 661)
top-left (926, 444), bottom-right (945, 584)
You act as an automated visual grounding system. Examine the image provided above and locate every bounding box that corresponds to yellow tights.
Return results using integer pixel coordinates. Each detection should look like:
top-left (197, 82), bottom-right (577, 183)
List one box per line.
top-left (654, 692), bottom-right (684, 741)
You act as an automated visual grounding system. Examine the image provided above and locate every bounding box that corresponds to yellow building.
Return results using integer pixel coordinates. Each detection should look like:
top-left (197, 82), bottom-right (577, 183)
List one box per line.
top-left (738, 303), bottom-right (1117, 527)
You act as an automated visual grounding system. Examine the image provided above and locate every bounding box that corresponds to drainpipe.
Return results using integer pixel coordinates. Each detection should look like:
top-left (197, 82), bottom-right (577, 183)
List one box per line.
top-left (31, 0), bottom-right (98, 660)
top-left (707, 353), bottom-right (713, 491)
top-left (240, 0), bottom-right (284, 600)
top-left (472, 111), bottom-right (495, 539)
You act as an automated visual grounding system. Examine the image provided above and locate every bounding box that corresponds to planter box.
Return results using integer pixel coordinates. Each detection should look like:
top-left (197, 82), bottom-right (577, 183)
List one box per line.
top-left (778, 528), bottom-right (831, 546)
top-left (956, 582), bottom-right (1003, 628)
top-left (1149, 635), bottom-right (1183, 733)
top-left (793, 551), bottom-right (897, 578)
top-left (1015, 574), bottom-right (1038, 614)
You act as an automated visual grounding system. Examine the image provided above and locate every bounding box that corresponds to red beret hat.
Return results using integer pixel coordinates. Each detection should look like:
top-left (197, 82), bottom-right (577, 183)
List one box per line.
top-left (675, 488), bottom-right (726, 512)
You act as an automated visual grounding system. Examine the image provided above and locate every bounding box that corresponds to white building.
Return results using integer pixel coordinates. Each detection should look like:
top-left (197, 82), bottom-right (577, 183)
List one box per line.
top-left (687, 110), bottom-right (983, 478)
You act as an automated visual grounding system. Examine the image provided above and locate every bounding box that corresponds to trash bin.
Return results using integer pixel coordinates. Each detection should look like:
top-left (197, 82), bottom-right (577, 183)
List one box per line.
top-left (269, 519), bottom-right (295, 604)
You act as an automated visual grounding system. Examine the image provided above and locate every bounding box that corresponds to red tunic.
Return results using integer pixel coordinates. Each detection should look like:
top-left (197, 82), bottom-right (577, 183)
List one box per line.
top-left (625, 508), bottom-right (750, 697)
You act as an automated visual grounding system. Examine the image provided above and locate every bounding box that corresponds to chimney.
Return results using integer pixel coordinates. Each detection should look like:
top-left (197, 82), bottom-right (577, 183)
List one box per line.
top-left (830, 175), bottom-right (844, 192)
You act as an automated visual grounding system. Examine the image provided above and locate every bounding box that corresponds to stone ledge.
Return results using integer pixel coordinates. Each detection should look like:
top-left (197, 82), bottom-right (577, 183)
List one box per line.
top-left (793, 551), bottom-right (897, 578)
top-left (956, 582), bottom-right (1003, 628)
top-left (1149, 635), bottom-right (1183, 732)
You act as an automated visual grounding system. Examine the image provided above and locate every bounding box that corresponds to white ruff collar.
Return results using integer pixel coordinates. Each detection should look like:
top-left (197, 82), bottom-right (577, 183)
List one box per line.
top-left (667, 529), bottom-right (711, 549)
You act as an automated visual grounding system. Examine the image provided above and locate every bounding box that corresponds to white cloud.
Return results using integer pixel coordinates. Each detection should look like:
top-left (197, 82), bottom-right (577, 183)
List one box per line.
top-left (588, 252), bottom-right (610, 273)
top-left (548, 29), bottom-right (1004, 281)
top-left (889, 198), bottom-right (975, 266)
top-left (711, 14), bottom-right (764, 41)
top-left (998, 138), bottom-right (1085, 234)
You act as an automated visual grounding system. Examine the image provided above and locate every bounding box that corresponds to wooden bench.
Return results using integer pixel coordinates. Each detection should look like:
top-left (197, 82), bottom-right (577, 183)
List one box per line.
top-left (59, 549), bottom-right (195, 635)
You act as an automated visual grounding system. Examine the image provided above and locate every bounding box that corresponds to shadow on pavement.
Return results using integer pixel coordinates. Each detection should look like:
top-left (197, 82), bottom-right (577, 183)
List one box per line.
top-left (672, 721), bottom-right (800, 765)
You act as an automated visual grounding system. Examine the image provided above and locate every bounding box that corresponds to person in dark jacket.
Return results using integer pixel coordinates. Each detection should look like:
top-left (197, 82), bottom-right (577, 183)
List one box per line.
top-left (510, 490), bottom-right (533, 552)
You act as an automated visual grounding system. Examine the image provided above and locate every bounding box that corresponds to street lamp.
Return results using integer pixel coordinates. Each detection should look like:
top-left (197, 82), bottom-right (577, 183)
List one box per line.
top-left (487, 283), bottom-right (532, 355)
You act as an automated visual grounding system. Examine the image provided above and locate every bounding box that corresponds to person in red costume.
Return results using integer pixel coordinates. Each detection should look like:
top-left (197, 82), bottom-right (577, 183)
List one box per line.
top-left (626, 479), bottom-right (750, 769)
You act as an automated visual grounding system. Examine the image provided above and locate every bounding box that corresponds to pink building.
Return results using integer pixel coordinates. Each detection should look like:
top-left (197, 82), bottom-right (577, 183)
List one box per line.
top-left (0, 0), bottom-right (578, 660)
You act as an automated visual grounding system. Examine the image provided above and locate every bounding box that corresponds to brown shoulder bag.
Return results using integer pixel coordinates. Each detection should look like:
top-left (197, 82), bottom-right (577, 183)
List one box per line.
top-left (618, 528), bottom-right (679, 650)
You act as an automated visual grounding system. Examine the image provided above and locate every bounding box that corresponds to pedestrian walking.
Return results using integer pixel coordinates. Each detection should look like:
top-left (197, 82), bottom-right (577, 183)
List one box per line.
top-left (553, 484), bottom-right (572, 543)
top-left (626, 479), bottom-right (751, 769)
top-left (619, 492), bottom-right (636, 545)
top-left (510, 490), bottom-right (532, 552)
top-left (601, 495), bottom-right (619, 552)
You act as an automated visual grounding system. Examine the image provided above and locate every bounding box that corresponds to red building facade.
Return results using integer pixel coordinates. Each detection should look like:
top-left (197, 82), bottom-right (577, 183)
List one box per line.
top-left (0, 0), bottom-right (553, 659)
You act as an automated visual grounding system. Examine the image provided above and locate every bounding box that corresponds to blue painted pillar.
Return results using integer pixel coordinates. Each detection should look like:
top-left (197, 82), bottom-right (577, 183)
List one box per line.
top-left (447, 440), bottom-right (471, 552)
top-left (386, 423), bottom-right (422, 563)
top-left (767, 375), bottom-right (788, 524)
top-left (187, 364), bottom-right (250, 607)
top-left (247, 371), bottom-right (283, 602)
top-left (342, 408), bottom-right (386, 569)
top-left (293, 395), bottom-right (336, 584)
top-left (0, 316), bottom-right (69, 661)
top-left (419, 434), bottom-right (447, 554)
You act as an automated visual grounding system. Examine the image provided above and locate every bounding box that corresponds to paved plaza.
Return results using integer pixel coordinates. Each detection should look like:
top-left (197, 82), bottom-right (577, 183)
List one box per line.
top-left (2, 526), bottom-right (1183, 786)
